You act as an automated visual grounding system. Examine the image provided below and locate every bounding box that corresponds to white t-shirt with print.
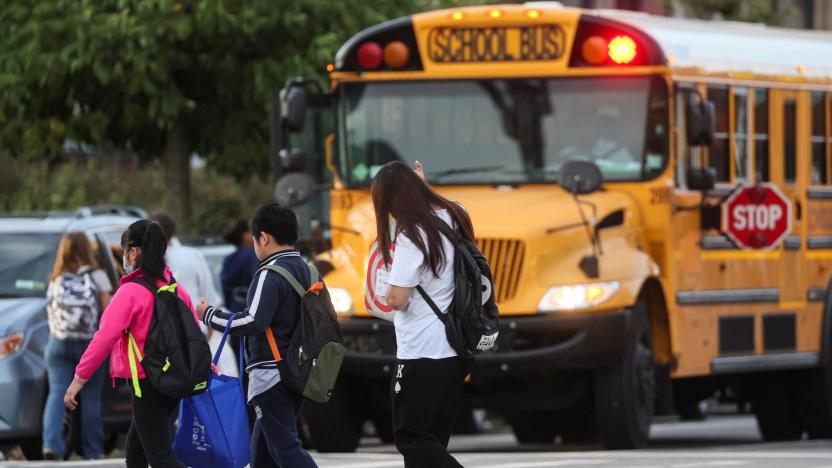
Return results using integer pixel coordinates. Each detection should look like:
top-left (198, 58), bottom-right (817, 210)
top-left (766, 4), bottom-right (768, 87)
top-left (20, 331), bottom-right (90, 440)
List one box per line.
top-left (388, 209), bottom-right (457, 360)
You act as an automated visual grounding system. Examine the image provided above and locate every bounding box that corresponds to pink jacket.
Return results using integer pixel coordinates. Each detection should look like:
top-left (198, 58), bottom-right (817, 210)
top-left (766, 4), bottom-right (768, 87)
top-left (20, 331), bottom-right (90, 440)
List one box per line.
top-left (75, 267), bottom-right (199, 381)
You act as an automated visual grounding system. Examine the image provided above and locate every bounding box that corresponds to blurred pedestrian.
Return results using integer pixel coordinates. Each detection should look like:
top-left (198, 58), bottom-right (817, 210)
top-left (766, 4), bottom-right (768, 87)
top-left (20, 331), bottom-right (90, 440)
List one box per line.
top-left (221, 219), bottom-right (260, 367)
top-left (150, 212), bottom-right (236, 376)
top-left (221, 219), bottom-right (259, 315)
top-left (42, 232), bottom-right (112, 460)
top-left (65, 219), bottom-right (196, 468)
top-left (372, 161), bottom-right (473, 468)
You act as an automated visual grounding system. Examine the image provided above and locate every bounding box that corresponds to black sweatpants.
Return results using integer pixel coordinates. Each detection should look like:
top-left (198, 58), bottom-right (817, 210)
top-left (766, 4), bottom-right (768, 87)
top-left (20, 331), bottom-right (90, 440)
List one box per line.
top-left (124, 380), bottom-right (185, 468)
top-left (392, 356), bottom-right (470, 468)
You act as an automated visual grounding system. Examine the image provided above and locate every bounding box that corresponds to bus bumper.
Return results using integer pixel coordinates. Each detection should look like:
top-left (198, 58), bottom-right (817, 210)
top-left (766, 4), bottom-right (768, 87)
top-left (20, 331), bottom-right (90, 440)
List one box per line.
top-left (339, 308), bottom-right (633, 379)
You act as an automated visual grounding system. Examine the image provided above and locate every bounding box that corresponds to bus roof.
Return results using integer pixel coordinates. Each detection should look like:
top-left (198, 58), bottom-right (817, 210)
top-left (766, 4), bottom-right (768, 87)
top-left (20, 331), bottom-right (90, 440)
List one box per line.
top-left (591, 9), bottom-right (832, 81)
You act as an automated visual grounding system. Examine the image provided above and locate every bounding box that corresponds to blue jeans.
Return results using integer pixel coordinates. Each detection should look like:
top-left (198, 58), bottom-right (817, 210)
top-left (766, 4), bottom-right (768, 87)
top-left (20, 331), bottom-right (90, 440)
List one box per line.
top-left (42, 336), bottom-right (105, 459)
top-left (250, 383), bottom-right (317, 468)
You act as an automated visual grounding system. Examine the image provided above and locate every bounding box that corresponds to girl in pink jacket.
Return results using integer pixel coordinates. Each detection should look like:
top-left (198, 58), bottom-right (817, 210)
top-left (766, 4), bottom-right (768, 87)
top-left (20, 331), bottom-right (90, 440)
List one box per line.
top-left (65, 219), bottom-right (198, 468)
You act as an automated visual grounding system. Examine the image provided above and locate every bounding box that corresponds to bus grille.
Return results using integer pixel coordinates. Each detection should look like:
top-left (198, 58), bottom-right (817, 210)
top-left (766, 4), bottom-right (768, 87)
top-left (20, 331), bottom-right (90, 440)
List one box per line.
top-left (475, 238), bottom-right (526, 303)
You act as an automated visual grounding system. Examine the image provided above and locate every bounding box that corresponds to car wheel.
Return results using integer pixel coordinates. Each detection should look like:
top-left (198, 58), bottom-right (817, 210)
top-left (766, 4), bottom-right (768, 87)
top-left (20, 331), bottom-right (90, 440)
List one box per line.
top-left (19, 436), bottom-right (44, 461)
top-left (594, 304), bottom-right (655, 449)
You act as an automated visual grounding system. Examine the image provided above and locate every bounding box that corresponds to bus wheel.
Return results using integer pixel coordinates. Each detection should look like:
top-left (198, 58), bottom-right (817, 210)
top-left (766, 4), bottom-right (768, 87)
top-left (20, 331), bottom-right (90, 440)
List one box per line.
top-left (302, 385), bottom-right (362, 453)
top-left (749, 373), bottom-right (803, 441)
top-left (509, 411), bottom-right (556, 444)
top-left (594, 304), bottom-right (655, 449)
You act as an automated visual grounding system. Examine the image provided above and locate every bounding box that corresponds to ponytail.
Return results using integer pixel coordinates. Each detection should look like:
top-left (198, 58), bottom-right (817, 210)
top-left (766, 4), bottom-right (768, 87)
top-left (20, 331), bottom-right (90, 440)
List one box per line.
top-left (121, 219), bottom-right (168, 284)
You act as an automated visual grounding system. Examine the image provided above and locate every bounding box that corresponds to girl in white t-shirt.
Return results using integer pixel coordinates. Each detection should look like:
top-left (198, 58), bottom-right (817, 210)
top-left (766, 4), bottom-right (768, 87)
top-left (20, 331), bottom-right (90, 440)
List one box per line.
top-left (371, 160), bottom-right (474, 468)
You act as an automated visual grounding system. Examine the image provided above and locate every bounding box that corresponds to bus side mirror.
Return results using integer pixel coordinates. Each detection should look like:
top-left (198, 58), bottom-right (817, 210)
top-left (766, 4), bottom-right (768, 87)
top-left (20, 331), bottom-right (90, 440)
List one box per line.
top-left (559, 160), bottom-right (603, 195)
top-left (274, 172), bottom-right (315, 207)
top-left (686, 99), bottom-right (715, 146)
top-left (281, 87), bottom-right (307, 133)
top-left (279, 147), bottom-right (307, 172)
top-left (686, 167), bottom-right (716, 191)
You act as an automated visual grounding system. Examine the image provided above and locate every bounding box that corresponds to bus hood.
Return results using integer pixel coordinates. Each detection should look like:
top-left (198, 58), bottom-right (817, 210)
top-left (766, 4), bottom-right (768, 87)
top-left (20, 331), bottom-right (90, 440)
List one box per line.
top-left (343, 185), bottom-right (640, 240)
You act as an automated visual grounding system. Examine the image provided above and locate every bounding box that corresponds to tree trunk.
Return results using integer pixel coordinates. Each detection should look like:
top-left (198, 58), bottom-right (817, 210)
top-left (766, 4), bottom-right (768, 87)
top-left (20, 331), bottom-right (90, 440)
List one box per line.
top-left (163, 117), bottom-right (191, 234)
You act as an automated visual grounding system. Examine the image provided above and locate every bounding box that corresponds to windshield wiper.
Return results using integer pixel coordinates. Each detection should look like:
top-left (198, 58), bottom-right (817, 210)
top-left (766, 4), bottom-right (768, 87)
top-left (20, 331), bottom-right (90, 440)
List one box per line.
top-left (429, 165), bottom-right (505, 181)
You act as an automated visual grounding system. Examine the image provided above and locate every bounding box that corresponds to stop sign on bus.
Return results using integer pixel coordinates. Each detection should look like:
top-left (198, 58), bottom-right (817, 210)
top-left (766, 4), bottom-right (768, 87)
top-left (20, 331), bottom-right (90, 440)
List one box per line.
top-left (722, 184), bottom-right (792, 249)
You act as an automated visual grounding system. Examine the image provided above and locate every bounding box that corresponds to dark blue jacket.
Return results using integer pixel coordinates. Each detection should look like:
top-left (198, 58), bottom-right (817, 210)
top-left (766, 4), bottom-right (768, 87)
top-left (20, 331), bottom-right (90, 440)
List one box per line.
top-left (204, 249), bottom-right (312, 372)
top-left (220, 246), bottom-right (259, 314)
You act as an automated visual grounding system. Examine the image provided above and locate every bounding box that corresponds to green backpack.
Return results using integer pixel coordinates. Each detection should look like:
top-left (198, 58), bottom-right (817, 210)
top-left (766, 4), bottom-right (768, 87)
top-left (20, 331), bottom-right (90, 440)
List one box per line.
top-left (260, 263), bottom-right (345, 403)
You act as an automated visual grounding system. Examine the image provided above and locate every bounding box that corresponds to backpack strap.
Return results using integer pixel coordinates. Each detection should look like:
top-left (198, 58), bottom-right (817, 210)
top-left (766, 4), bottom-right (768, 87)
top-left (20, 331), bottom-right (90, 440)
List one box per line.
top-left (265, 327), bottom-right (282, 363)
top-left (416, 285), bottom-right (447, 325)
top-left (126, 331), bottom-right (144, 398)
top-left (258, 265), bottom-right (306, 297)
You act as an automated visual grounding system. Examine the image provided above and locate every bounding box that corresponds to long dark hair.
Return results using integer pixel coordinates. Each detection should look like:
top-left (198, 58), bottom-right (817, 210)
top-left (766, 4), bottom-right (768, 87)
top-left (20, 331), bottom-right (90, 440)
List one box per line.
top-left (371, 161), bottom-right (474, 277)
top-left (121, 219), bottom-right (168, 284)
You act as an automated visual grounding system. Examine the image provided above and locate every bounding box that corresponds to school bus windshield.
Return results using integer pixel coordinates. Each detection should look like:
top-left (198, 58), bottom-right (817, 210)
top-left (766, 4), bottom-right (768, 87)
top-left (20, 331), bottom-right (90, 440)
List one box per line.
top-left (339, 75), bottom-right (668, 186)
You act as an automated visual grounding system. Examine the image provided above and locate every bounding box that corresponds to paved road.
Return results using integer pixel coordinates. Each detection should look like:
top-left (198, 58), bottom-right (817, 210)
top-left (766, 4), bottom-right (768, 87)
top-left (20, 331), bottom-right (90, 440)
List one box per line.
top-left (3, 415), bottom-right (832, 467)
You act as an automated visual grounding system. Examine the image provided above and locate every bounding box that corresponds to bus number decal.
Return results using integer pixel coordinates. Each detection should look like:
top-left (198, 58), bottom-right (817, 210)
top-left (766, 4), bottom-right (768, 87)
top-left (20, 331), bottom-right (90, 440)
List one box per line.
top-left (331, 192), bottom-right (354, 210)
top-left (428, 25), bottom-right (566, 63)
top-left (650, 187), bottom-right (671, 205)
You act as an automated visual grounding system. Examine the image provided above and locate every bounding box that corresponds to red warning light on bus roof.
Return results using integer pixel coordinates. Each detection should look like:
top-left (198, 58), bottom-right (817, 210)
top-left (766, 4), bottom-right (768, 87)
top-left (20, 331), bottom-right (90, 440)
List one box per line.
top-left (608, 35), bottom-right (637, 64)
top-left (357, 42), bottom-right (383, 70)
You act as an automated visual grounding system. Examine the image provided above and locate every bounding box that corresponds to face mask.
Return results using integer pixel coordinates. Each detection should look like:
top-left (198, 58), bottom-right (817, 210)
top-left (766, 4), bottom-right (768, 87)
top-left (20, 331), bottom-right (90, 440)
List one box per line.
top-left (123, 252), bottom-right (135, 274)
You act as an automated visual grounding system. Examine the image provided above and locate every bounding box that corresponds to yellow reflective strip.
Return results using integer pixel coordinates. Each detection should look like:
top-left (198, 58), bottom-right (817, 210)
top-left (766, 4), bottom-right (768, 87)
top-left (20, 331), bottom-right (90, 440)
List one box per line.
top-left (127, 333), bottom-right (142, 398)
top-left (163, 359), bottom-right (171, 372)
top-left (157, 283), bottom-right (177, 294)
top-left (128, 333), bottom-right (143, 361)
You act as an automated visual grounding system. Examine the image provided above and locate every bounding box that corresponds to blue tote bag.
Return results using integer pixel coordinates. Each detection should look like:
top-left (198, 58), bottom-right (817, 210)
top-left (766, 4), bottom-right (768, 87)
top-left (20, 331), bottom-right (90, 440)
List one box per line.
top-left (173, 315), bottom-right (250, 468)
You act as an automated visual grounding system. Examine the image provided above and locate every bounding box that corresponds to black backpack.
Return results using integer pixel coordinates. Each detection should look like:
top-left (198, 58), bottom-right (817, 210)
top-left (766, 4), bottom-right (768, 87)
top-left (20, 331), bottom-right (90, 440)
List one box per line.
top-left (416, 223), bottom-right (500, 358)
top-left (126, 278), bottom-right (212, 399)
top-left (259, 263), bottom-right (345, 403)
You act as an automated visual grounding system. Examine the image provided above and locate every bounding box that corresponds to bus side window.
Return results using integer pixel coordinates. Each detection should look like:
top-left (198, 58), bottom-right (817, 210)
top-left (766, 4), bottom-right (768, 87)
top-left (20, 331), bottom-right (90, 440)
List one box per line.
top-left (811, 91), bottom-right (829, 185)
top-left (784, 99), bottom-right (797, 184)
top-left (732, 87), bottom-right (749, 182)
top-left (707, 86), bottom-right (729, 182)
top-left (754, 89), bottom-right (769, 182)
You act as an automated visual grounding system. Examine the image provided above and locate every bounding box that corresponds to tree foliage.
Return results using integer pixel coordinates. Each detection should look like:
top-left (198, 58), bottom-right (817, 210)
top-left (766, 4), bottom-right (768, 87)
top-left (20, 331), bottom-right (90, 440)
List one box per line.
top-left (677, 0), bottom-right (790, 26)
top-left (0, 0), bottom-right (462, 230)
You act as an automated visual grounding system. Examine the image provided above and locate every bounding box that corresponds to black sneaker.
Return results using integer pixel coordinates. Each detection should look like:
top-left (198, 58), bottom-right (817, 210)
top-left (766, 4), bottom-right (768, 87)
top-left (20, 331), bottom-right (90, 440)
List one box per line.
top-left (43, 450), bottom-right (57, 460)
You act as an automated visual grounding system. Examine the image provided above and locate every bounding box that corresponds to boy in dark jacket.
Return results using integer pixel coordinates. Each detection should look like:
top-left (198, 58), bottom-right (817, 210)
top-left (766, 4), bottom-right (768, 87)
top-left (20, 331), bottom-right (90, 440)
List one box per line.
top-left (196, 203), bottom-right (318, 468)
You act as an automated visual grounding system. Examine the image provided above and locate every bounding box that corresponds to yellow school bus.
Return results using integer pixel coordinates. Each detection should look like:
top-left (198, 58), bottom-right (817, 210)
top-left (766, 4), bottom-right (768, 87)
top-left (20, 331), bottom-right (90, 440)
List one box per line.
top-left (273, 4), bottom-right (832, 451)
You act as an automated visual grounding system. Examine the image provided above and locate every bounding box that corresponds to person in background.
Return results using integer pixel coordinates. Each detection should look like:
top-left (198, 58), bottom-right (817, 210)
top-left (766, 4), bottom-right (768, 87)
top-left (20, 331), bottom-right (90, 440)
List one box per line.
top-left (221, 219), bottom-right (259, 315)
top-left (149, 212), bottom-right (223, 309)
top-left (372, 161), bottom-right (473, 468)
top-left (65, 220), bottom-right (195, 468)
top-left (196, 203), bottom-right (318, 468)
top-left (220, 219), bottom-right (260, 360)
top-left (149, 212), bottom-right (236, 376)
top-left (42, 232), bottom-right (112, 460)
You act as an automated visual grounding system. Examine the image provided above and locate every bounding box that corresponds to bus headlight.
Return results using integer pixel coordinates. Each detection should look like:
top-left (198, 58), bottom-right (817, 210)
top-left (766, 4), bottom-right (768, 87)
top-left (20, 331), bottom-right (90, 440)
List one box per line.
top-left (329, 287), bottom-right (354, 314)
top-left (538, 281), bottom-right (619, 312)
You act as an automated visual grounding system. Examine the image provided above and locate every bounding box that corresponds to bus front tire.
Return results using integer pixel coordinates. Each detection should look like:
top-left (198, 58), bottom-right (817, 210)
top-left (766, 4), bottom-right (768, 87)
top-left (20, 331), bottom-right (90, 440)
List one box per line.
top-left (509, 411), bottom-right (556, 444)
top-left (749, 374), bottom-right (803, 441)
top-left (302, 387), bottom-right (362, 453)
top-left (594, 305), bottom-right (655, 450)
